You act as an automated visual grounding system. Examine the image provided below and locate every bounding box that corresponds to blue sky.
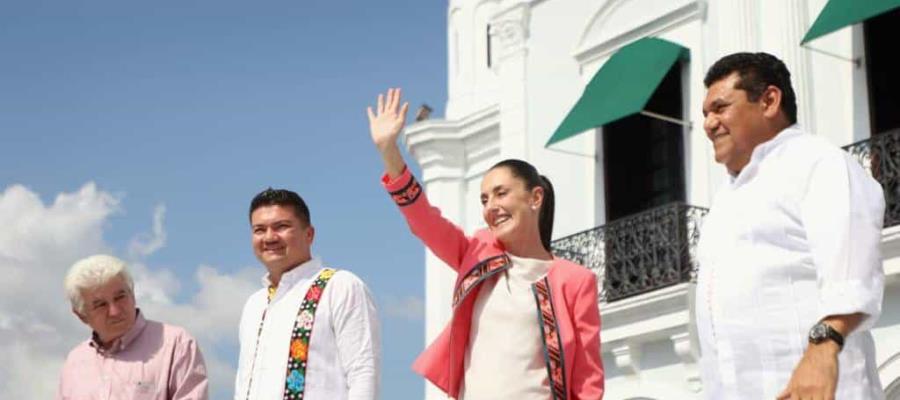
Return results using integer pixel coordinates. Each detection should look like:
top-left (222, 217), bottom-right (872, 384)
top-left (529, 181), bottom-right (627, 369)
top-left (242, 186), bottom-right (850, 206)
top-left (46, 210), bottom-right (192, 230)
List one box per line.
top-left (0, 1), bottom-right (446, 398)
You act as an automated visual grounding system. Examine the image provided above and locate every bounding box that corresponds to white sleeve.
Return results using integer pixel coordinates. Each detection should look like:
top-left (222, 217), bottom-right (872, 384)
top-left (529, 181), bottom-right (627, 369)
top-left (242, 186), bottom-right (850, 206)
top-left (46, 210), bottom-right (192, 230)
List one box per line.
top-left (233, 294), bottom-right (257, 400)
top-left (329, 271), bottom-right (381, 400)
top-left (800, 150), bottom-right (886, 331)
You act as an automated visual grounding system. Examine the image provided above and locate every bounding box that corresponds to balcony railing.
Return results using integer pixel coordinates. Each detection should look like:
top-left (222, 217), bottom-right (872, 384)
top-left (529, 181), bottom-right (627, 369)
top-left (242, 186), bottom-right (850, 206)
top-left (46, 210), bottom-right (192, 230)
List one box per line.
top-left (551, 202), bottom-right (708, 302)
top-left (842, 128), bottom-right (900, 228)
top-left (553, 130), bottom-right (899, 303)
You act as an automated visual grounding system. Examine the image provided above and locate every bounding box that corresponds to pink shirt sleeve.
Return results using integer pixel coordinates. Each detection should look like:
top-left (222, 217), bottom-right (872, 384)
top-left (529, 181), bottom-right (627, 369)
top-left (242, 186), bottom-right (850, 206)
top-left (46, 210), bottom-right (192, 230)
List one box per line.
top-left (168, 331), bottom-right (209, 400)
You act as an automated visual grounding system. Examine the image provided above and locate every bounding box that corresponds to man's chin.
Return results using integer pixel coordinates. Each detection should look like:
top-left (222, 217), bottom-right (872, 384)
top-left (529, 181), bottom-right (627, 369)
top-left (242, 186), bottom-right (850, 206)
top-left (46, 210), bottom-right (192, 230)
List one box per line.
top-left (262, 254), bottom-right (286, 264)
top-left (263, 260), bottom-right (300, 273)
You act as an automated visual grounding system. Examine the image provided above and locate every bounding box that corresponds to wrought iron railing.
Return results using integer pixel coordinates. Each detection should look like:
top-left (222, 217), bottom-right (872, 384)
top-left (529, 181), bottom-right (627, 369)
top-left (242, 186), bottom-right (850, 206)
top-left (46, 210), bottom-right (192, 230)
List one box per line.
top-left (551, 202), bottom-right (708, 302)
top-left (551, 130), bottom-right (900, 303)
top-left (842, 128), bottom-right (900, 228)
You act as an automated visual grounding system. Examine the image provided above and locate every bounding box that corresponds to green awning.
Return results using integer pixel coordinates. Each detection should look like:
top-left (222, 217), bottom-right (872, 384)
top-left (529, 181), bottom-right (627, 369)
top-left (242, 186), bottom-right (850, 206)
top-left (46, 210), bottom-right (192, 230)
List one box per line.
top-left (801, 0), bottom-right (900, 44)
top-left (546, 37), bottom-right (689, 147)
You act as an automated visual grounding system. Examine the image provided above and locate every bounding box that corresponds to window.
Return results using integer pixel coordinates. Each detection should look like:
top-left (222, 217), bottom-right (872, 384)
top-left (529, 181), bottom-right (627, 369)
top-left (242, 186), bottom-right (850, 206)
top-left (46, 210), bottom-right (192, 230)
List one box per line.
top-left (863, 7), bottom-right (900, 135)
top-left (602, 63), bottom-right (685, 221)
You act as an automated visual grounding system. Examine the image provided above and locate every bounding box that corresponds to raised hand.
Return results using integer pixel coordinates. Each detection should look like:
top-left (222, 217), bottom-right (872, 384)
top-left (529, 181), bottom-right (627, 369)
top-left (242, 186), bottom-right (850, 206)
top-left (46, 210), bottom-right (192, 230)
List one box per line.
top-left (366, 88), bottom-right (409, 179)
top-left (367, 88), bottom-right (410, 152)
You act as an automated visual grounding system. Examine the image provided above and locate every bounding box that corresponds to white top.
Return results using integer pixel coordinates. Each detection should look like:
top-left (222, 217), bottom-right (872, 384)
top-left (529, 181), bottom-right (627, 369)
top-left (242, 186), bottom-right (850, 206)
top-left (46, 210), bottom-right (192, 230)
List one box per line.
top-left (460, 253), bottom-right (552, 400)
top-left (234, 257), bottom-right (381, 400)
top-left (695, 126), bottom-right (886, 399)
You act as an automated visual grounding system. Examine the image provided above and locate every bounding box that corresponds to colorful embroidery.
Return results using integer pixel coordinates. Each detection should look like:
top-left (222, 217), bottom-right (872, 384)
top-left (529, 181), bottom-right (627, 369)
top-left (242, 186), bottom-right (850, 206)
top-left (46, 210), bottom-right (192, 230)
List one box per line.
top-left (452, 255), bottom-right (510, 306)
top-left (281, 268), bottom-right (336, 400)
top-left (532, 277), bottom-right (567, 400)
top-left (389, 176), bottom-right (422, 207)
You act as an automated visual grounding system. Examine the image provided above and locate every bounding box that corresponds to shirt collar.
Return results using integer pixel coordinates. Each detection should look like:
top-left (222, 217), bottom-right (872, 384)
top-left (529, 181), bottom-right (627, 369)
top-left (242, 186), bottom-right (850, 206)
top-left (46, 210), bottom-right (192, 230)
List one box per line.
top-left (506, 253), bottom-right (552, 282)
top-left (730, 124), bottom-right (804, 185)
top-left (89, 309), bottom-right (147, 355)
top-left (261, 256), bottom-right (322, 291)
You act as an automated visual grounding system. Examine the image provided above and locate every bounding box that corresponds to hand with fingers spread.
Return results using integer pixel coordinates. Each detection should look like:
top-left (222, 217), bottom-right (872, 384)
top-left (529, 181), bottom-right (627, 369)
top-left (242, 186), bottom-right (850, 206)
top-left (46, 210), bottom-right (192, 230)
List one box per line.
top-left (367, 88), bottom-right (410, 179)
top-left (367, 88), bottom-right (410, 152)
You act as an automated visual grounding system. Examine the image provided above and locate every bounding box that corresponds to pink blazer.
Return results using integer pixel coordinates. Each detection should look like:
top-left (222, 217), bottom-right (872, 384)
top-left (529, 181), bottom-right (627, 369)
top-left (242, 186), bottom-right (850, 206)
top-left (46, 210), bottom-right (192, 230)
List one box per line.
top-left (383, 168), bottom-right (605, 400)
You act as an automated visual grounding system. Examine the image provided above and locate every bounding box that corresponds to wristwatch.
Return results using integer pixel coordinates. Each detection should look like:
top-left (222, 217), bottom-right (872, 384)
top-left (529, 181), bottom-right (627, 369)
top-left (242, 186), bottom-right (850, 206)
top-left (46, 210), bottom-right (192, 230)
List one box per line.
top-left (808, 321), bottom-right (844, 350)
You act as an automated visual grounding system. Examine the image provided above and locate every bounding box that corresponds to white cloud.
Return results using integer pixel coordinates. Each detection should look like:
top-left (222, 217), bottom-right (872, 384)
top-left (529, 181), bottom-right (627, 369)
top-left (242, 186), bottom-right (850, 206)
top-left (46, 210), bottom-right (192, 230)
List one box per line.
top-left (129, 204), bottom-right (168, 259)
top-left (0, 183), bottom-right (259, 400)
top-left (0, 183), bottom-right (118, 400)
top-left (384, 295), bottom-right (425, 321)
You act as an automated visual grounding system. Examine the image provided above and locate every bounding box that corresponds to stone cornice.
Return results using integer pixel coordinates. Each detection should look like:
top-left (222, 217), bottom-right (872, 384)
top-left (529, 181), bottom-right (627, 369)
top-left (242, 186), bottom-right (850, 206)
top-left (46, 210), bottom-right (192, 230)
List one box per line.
top-left (403, 104), bottom-right (501, 183)
top-left (600, 282), bottom-right (692, 345)
top-left (573, 0), bottom-right (704, 72)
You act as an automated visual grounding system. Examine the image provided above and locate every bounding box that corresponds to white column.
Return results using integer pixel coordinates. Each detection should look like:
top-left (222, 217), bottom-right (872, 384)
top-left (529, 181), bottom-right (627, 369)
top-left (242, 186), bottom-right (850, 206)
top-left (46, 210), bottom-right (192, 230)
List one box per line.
top-left (704, 0), bottom-right (759, 64)
top-left (406, 130), bottom-right (467, 400)
top-left (760, 0), bottom-right (815, 132)
top-left (490, 1), bottom-right (531, 160)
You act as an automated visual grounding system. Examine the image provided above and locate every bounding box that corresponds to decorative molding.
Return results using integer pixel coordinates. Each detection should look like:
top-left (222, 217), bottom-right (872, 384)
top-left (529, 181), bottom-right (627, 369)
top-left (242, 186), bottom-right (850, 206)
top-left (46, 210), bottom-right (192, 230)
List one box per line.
top-left (671, 332), bottom-right (703, 393)
top-left (489, 1), bottom-right (531, 60)
top-left (573, 0), bottom-right (704, 72)
top-left (611, 343), bottom-right (642, 377)
top-left (600, 282), bottom-right (692, 343)
top-left (671, 332), bottom-right (696, 364)
top-left (404, 104), bottom-right (501, 183)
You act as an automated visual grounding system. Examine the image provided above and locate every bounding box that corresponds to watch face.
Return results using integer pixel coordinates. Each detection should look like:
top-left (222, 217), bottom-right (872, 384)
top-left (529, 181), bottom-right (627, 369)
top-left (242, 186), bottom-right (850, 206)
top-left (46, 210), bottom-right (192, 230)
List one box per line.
top-left (809, 323), bottom-right (827, 342)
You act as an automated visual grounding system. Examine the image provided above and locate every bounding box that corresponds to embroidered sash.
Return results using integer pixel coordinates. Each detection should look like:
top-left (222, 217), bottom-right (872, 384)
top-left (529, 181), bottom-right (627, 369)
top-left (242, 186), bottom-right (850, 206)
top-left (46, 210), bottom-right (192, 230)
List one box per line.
top-left (281, 268), bottom-right (337, 399)
top-left (532, 276), bottom-right (567, 400)
top-left (452, 254), bottom-right (510, 307)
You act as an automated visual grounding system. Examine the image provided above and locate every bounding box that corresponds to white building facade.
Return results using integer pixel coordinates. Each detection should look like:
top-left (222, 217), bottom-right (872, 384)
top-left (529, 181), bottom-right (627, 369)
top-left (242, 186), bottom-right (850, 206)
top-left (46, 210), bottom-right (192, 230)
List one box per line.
top-left (405, 0), bottom-right (900, 398)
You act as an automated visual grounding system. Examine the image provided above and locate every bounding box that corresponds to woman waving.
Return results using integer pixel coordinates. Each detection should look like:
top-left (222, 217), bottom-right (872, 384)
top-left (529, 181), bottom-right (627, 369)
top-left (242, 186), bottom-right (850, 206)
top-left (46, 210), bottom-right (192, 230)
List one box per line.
top-left (368, 88), bottom-right (604, 400)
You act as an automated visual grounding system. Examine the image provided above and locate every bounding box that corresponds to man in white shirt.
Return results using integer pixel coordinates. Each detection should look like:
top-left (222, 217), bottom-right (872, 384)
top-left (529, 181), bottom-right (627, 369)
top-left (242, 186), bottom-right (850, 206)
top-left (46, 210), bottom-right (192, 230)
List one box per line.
top-left (697, 52), bottom-right (886, 399)
top-left (234, 188), bottom-right (381, 400)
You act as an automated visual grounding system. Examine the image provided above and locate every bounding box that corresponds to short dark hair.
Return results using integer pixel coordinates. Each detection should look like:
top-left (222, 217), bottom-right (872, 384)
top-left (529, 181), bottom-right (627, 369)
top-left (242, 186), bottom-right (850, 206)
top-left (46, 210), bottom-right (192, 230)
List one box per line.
top-left (249, 188), bottom-right (311, 226)
top-left (704, 52), bottom-right (798, 124)
top-left (489, 159), bottom-right (555, 253)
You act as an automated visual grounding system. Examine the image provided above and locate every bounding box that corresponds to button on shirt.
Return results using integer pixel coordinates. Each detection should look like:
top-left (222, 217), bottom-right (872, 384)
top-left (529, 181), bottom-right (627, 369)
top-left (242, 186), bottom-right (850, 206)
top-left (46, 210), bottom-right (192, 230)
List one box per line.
top-left (57, 311), bottom-right (209, 400)
top-left (696, 126), bottom-right (886, 399)
top-left (234, 258), bottom-right (381, 400)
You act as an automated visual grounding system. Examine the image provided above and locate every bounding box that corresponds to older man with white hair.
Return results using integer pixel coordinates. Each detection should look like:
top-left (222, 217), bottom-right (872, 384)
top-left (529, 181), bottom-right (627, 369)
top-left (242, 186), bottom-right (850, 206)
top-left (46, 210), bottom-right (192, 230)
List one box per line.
top-left (57, 254), bottom-right (209, 400)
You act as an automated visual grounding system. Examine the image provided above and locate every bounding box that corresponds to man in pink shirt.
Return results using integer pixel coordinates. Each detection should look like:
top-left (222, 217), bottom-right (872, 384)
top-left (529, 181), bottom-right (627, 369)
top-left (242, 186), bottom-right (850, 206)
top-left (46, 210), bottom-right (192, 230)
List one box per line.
top-left (57, 254), bottom-right (209, 400)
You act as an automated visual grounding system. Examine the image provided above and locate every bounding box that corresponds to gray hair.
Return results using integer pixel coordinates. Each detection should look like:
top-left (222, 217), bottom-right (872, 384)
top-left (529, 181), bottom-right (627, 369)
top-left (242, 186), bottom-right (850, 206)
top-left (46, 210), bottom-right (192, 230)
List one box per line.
top-left (64, 254), bottom-right (134, 315)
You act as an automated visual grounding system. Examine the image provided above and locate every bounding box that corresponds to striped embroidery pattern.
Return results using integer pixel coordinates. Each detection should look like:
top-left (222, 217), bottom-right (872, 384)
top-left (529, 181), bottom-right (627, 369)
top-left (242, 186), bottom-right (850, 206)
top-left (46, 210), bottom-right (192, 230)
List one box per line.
top-left (532, 276), bottom-right (567, 400)
top-left (388, 176), bottom-right (422, 207)
top-left (452, 255), bottom-right (510, 306)
top-left (281, 268), bottom-right (337, 399)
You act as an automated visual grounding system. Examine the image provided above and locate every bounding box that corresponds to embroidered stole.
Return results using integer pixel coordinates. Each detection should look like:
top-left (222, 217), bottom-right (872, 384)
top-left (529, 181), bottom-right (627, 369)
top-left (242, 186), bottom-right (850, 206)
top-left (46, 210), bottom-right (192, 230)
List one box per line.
top-left (281, 268), bottom-right (336, 399)
top-left (532, 276), bottom-right (567, 400)
top-left (453, 257), bottom-right (568, 399)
